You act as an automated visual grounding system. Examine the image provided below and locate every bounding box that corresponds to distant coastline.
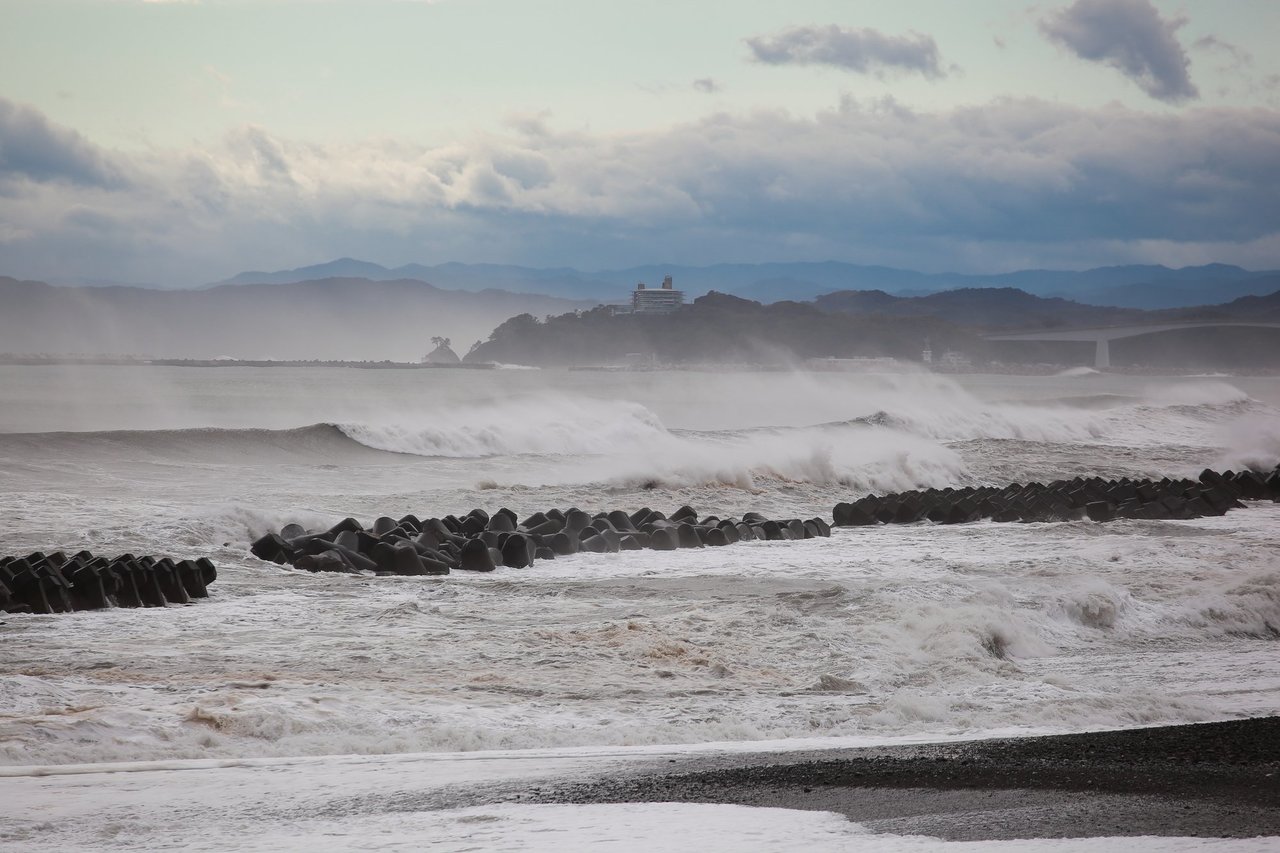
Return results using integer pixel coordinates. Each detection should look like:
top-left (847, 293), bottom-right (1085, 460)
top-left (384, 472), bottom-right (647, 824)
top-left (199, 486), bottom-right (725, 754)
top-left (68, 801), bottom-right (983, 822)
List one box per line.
top-left (0, 356), bottom-right (496, 370)
top-left (2, 354), bottom-right (1276, 376)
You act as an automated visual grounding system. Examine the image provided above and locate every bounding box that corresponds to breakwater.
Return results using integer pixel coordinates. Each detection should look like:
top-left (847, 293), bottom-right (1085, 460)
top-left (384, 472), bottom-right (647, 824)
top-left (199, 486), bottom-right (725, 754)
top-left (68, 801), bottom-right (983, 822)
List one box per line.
top-left (1, 552), bottom-right (218, 614)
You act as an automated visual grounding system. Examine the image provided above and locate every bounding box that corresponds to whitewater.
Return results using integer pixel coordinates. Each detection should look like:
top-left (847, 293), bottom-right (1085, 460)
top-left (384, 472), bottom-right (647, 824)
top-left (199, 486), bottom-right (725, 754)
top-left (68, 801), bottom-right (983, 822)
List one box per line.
top-left (2, 364), bottom-right (1278, 849)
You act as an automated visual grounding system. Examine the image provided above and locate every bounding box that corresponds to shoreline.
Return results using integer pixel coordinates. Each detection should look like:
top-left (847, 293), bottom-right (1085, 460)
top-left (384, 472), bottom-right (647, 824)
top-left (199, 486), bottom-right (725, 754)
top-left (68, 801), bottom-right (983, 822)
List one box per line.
top-left (524, 717), bottom-right (1280, 840)
top-left (0, 357), bottom-right (1276, 376)
top-left (3, 719), bottom-right (1276, 846)
top-left (0, 358), bottom-right (497, 369)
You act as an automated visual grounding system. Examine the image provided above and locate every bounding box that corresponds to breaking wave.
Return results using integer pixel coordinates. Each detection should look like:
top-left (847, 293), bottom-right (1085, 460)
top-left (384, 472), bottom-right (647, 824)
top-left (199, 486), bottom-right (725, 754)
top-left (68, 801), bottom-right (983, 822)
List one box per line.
top-left (3, 368), bottom-right (1280, 770)
top-left (0, 379), bottom-right (1268, 489)
top-left (336, 398), bottom-right (669, 458)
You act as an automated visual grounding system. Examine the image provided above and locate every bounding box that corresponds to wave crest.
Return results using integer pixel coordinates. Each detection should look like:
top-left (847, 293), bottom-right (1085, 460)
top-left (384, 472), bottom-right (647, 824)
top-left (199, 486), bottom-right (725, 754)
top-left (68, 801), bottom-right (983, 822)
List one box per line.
top-left (337, 397), bottom-right (670, 458)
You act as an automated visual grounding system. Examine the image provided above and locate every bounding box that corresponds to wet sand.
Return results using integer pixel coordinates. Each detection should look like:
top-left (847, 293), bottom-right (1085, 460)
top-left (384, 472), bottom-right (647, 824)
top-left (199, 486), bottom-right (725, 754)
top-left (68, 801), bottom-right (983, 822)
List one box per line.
top-left (527, 717), bottom-right (1280, 840)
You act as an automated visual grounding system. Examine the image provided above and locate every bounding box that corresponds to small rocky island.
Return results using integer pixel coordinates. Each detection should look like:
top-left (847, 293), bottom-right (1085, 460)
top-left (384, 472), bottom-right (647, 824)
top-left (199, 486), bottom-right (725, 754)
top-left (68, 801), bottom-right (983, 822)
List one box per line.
top-left (422, 336), bottom-right (461, 364)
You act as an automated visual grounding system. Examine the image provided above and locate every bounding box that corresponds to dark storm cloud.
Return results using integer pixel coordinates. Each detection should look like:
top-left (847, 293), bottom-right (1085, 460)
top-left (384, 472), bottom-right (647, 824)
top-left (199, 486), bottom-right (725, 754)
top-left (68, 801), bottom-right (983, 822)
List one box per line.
top-left (0, 97), bottom-right (126, 188)
top-left (1040, 0), bottom-right (1198, 103)
top-left (628, 99), bottom-right (1280, 246)
top-left (745, 25), bottom-right (946, 79)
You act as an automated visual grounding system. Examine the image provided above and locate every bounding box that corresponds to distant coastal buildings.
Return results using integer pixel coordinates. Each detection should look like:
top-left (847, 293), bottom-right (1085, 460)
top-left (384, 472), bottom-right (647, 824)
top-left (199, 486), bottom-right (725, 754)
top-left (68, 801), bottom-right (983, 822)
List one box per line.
top-left (631, 275), bottom-right (684, 314)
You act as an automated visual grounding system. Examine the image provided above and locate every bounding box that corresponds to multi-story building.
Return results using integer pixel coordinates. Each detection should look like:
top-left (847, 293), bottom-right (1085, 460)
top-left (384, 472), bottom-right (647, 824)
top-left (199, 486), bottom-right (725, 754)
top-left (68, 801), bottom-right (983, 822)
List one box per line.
top-left (632, 275), bottom-right (683, 314)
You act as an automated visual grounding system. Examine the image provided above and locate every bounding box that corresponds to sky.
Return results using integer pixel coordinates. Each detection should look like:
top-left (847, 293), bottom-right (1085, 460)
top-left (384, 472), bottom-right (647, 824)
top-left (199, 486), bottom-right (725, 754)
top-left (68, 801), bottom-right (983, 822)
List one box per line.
top-left (1, 0), bottom-right (1279, 285)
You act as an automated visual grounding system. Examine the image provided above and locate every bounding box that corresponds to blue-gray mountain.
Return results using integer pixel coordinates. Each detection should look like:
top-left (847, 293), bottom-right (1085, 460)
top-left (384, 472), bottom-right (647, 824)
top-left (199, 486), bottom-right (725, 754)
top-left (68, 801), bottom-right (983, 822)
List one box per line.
top-left (814, 287), bottom-right (1280, 328)
top-left (211, 259), bottom-right (1280, 310)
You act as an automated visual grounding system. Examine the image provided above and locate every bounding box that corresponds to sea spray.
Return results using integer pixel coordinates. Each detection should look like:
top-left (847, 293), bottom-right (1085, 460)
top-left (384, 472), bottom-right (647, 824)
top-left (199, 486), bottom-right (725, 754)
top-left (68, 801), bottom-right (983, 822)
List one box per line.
top-left (337, 397), bottom-right (671, 458)
top-left (3, 367), bottom-right (1280, 767)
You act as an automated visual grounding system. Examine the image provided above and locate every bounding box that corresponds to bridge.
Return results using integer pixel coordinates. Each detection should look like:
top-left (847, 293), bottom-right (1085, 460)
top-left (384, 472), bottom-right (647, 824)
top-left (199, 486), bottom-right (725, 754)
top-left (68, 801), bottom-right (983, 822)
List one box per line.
top-left (982, 322), bottom-right (1280, 368)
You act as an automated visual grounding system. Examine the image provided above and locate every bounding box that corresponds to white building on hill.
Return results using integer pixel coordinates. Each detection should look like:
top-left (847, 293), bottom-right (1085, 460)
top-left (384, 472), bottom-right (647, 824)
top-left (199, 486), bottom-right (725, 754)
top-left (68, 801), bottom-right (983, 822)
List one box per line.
top-left (632, 275), bottom-right (683, 314)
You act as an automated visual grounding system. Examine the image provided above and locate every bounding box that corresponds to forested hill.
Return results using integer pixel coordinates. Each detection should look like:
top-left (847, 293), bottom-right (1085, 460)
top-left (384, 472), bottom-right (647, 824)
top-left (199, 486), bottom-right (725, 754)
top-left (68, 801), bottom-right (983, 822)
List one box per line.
top-left (813, 287), bottom-right (1149, 329)
top-left (814, 285), bottom-right (1280, 329)
top-left (464, 286), bottom-right (1280, 368)
top-left (464, 292), bottom-right (981, 366)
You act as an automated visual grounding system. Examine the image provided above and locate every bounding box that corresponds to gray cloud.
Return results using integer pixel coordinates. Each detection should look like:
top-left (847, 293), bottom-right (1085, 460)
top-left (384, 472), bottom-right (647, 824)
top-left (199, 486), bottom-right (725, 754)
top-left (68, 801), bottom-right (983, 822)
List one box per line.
top-left (692, 78), bottom-right (722, 93)
top-left (62, 205), bottom-right (125, 234)
top-left (0, 97), bottom-right (126, 188)
top-left (3, 98), bottom-right (1280, 284)
top-left (1192, 35), bottom-right (1251, 69)
top-left (746, 25), bottom-right (946, 79)
top-left (1192, 35), bottom-right (1261, 100)
top-left (1040, 0), bottom-right (1198, 103)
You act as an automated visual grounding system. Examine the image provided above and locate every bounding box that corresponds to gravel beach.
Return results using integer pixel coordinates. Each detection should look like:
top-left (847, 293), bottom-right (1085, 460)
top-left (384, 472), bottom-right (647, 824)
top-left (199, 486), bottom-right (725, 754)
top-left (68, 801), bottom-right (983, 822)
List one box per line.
top-left (526, 717), bottom-right (1280, 841)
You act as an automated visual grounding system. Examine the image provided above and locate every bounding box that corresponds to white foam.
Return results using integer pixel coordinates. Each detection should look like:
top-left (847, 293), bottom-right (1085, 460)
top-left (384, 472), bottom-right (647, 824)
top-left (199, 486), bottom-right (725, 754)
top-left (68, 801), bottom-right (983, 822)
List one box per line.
top-left (1142, 380), bottom-right (1252, 408)
top-left (3, 506), bottom-right (1279, 768)
top-left (2, 368), bottom-right (1279, 772)
top-left (336, 396), bottom-right (670, 458)
top-left (1212, 412), bottom-right (1280, 472)
top-left (602, 425), bottom-right (970, 492)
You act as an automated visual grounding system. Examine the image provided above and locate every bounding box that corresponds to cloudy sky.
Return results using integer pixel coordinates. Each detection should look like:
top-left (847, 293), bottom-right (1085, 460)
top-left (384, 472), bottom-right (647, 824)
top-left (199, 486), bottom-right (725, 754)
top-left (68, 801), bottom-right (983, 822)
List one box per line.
top-left (2, 0), bottom-right (1279, 285)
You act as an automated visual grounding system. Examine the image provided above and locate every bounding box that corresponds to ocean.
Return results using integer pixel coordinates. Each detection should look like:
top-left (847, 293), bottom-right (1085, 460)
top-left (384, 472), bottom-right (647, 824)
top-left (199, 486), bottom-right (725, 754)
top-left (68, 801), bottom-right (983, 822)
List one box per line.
top-left (2, 364), bottom-right (1278, 850)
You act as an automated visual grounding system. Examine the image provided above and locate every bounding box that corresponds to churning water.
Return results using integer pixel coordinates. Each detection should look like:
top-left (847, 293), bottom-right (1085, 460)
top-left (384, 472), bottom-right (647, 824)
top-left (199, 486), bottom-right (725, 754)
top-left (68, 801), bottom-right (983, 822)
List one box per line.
top-left (1, 365), bottom-right (1278, 768)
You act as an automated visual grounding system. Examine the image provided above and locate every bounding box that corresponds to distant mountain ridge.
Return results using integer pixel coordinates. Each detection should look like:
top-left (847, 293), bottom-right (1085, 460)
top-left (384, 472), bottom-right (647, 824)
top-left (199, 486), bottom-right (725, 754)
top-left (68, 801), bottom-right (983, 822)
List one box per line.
top-left (210, 258), bottom-right (1280, 310)
top-left (814, 287), bottom-right (1146, 330)
top-left (814, 286), bottom-right (1280, 330)
top-left (213, 259), bottom-right (614, 301)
